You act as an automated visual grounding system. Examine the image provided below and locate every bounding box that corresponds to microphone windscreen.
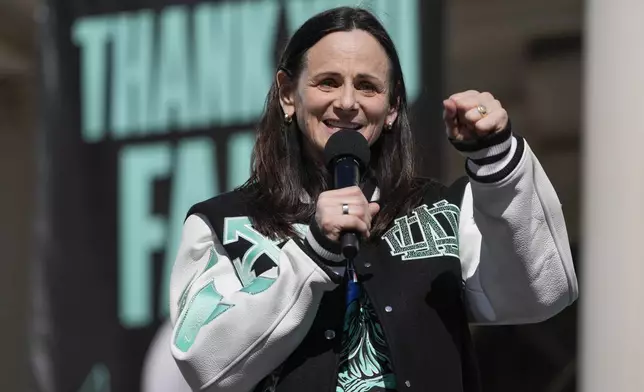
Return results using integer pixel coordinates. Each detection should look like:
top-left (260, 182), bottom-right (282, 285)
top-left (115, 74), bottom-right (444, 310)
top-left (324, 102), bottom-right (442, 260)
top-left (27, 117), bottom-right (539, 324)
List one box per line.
top-left (323, 130), bottom-right (371, 169)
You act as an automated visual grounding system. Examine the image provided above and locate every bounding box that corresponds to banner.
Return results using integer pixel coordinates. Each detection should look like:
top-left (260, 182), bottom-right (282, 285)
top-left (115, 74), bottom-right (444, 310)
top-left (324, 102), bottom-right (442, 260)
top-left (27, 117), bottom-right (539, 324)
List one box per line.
top-left (34, 0), bottom-right (443, 391)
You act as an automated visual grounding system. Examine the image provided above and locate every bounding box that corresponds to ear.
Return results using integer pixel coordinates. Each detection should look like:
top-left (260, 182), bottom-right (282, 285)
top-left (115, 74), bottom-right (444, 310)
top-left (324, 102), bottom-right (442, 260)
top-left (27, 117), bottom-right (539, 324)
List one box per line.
top-left (276, 70), bottom-right (296, 118)
top-left (385, 97), bottom-right (400, 128)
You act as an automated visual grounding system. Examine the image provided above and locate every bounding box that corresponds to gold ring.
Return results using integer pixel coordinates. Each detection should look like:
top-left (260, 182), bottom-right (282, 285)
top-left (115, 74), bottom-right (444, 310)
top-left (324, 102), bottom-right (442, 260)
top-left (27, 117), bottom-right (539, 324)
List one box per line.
top-left (477, 104), bottom-right (488, 117)
top-left (342, 204), bottom-right (349, 215)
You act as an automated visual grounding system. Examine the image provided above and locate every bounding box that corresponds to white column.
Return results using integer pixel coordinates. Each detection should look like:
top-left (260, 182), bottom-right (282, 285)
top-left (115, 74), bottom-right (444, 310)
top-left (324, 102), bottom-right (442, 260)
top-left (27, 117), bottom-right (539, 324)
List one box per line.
top-left (582, 1), bottom-right (644, 391)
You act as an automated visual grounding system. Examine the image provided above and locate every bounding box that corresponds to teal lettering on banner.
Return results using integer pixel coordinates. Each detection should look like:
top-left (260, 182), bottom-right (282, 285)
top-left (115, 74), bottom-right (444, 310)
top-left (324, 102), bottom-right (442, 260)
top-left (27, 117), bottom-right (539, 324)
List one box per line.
top-left (111, 10), bottom-right (153, 138)
top-left (235, 0), bottom-right (279, 123)
top-left (72, 17), bottom-right (111, 143)
top-left (227, 132), bottom-right (255, 190)
top-left (150, 6), bottom-right (192, 132)
top-left (192, 1), bottom-right (234, 128)
top-left (117, 138), bottom-right (254, 327)
top-left (118, 143), bottom-right (171, 328)
top-left (285, 0), bottom-right (348, 32)
top-left (117, 138), bottom-right (252, 326)
top-left (73, 0), bottom-right (420, 143)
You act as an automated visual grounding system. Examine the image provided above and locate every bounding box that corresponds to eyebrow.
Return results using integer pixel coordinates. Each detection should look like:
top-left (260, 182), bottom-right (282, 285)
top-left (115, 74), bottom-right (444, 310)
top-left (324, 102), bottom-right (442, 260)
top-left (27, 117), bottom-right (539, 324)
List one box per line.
top-left (311, 71), bottom-right (385, 82)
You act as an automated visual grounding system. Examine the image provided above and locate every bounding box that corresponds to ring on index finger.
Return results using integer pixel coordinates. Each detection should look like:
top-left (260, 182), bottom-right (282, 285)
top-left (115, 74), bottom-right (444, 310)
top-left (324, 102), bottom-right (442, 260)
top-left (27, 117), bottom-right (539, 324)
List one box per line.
top-left (342, 203), bottom-right (350, 215)
top-left (476, 104), bottom-right (488, 117)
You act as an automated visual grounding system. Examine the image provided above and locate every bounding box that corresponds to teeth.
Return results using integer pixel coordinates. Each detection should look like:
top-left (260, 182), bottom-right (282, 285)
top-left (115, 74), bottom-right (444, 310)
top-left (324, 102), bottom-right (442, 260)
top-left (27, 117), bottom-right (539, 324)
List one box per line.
top-left (325, 120), bottom-right (361, 129)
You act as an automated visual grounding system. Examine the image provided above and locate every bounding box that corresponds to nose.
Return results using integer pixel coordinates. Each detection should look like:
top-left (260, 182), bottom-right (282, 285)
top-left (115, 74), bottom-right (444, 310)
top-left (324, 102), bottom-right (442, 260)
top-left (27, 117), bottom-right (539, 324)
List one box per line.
top-left (334, 85), bottom-right (358, 111)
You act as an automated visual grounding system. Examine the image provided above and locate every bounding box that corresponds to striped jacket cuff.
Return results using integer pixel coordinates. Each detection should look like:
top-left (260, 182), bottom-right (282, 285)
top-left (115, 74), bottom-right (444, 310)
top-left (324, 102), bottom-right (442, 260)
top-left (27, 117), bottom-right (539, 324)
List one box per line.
top-left (464, 136), bottom-right (525, 183)
top-left (303, 217), bottom-right (346, 281)
top-left (305, 228), bottom-right (345, 263)
top-left (293, 237), bottom-right (344, 284)
top-left (449, 121), bottom-right (525, 183)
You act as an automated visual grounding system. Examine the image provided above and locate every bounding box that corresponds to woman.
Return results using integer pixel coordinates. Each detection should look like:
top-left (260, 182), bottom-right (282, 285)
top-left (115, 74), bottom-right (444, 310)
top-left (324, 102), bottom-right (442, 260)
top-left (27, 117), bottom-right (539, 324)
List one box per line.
top-left (169, 6), bottom-right (578, 392)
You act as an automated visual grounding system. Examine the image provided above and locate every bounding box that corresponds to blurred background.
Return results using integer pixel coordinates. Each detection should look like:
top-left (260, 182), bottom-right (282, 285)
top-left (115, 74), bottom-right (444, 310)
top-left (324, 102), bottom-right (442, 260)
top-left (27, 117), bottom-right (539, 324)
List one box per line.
top-left (0, 0), bottom-right (582, 391)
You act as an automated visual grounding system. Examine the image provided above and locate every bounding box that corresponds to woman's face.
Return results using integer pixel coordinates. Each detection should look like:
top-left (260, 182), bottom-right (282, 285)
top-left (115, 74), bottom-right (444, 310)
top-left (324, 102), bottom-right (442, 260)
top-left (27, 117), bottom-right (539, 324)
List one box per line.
top-left (278, 30), bottom-right (398, 152)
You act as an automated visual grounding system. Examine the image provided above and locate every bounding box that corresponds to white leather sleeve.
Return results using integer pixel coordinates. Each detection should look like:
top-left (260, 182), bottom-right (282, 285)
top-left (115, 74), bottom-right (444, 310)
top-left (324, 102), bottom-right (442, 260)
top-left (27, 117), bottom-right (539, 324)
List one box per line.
top-left (458, 139), bottom-right (579, 324)
top-left (169, 214), bottom-right (337, 392)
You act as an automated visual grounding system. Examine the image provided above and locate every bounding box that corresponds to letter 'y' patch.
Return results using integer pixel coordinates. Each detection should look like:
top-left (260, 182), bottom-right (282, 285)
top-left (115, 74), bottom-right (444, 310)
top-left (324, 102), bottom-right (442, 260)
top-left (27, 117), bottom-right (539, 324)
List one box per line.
top-left (382, 201), bottom-right (460, 261)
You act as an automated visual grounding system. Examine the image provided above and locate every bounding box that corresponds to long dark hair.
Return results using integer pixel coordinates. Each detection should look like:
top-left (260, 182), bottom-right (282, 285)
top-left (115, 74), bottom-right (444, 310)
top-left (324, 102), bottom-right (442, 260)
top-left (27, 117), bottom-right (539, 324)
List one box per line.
top-left (239, 6), bottom-right (421, 240)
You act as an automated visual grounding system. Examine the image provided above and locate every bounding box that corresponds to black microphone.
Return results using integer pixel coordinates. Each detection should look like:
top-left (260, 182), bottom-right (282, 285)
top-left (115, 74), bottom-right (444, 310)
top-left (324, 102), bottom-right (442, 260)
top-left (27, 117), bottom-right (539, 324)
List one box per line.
top-left (323, 130), bottom-right (371, 260)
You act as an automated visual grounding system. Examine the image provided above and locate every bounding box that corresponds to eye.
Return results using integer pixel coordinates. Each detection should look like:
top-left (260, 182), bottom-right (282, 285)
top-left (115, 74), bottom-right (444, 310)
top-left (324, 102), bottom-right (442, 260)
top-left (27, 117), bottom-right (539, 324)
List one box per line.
top-left (318, 78), bottom-right (339, 90)
top-left (356, 81), bottom-right (377, 93)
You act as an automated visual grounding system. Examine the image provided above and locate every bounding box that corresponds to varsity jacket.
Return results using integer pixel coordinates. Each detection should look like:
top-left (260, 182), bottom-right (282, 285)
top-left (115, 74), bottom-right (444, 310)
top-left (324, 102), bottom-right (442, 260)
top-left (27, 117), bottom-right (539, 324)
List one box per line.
top-left (168, 131), bottom-right (578, 392)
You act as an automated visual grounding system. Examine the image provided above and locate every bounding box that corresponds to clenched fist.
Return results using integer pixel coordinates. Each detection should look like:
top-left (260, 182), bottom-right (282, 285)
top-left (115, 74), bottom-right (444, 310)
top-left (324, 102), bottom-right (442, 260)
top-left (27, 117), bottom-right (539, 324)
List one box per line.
top-left (443, 90), bottom-right (509, 142)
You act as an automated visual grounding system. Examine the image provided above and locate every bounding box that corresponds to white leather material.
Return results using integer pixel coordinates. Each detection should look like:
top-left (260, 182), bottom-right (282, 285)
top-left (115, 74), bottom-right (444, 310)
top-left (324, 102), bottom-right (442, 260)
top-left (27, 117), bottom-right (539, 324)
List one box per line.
top-left (459, 140), bottom-right (578, 324)
top-left (169, 215), bottom-right (337, 392)
top-left (141, 320), bottom-right (192, 392)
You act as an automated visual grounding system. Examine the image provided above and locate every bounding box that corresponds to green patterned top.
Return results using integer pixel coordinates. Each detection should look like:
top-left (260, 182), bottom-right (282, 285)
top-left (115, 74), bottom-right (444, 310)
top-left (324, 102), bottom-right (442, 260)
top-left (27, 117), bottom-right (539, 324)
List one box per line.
top-left (336, 280), bottom-right (397, 392)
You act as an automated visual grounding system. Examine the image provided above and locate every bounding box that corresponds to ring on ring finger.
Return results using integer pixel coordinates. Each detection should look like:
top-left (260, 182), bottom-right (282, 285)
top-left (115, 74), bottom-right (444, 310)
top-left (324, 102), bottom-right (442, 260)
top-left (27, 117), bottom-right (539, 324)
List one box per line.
top-left (476, 104), bottom-right (488, 117)
top-left (342, 203), bottom-right (349, 215)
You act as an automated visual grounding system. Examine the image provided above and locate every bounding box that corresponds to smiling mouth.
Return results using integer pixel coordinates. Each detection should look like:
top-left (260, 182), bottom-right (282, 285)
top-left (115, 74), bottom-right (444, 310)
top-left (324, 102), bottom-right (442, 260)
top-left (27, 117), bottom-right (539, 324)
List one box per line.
top-left (323, 120), bottom-right (363, 131)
